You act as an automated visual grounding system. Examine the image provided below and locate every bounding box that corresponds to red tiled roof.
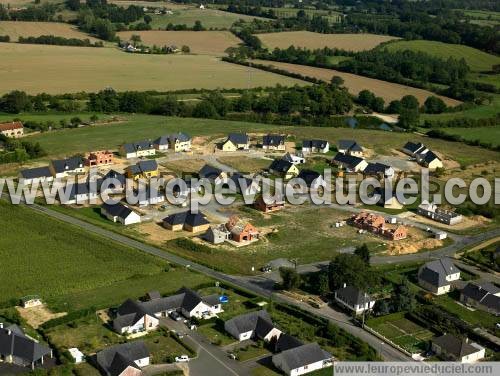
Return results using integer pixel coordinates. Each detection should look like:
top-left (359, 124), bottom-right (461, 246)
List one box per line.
top-left (0, 121), bottom-right (23, 132)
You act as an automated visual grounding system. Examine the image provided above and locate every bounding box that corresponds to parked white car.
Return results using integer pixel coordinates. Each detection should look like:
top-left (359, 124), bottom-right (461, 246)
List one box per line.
top-left (175, 355), bottom-right (190, 363)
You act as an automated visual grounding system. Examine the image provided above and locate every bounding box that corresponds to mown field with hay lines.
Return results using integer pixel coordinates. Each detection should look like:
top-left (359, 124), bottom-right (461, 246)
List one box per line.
top-left (250, 59), bottom-right (461, 106)
top-left (0, 21), bottom-right (98, 42)
top-left (116, 30), bottom-right (241, 56)
top-left (257, 31), bottom-right (399, 52)
top-left (0, 43), bottom-right (305, 94)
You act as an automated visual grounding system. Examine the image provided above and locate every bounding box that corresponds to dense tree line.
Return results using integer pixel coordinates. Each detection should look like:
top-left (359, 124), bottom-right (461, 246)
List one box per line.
top-left (338, 49), bottom-right (470, 87)
top-left (422, 115), bottom-right (500, 129)
top-left (0, 3), bottom-right (57, 21)
top-left (18, 35), bottom-right (103, 47)
top-left (0, 135), bottom-right (46, 164)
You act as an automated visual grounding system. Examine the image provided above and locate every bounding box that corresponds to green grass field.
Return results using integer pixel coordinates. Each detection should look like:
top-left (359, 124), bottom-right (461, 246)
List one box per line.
top-left (384, 40), bottom-right (500, 72)
top-left (144, 7), bottom-right (270, 29)
top-left (461, 9), bottom-right (500, 27)
top-left (421, 94), bottom-right (500, 123)
top-left (440, 126), bottom-right (500, 147)
top-left (0, 201), bottom-right (211, 311)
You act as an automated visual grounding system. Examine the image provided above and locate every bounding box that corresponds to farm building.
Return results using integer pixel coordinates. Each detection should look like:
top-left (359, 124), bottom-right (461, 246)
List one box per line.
top-left (417, 201), bottom-right (463, 225)
top-left (0, 323), bottom-right (53, 370)
top-left (126, 160), bottom-right (159, 180)
top-left (460, 282), bottom-right (500, 316)
top-left (418, 258), bottom-right (460, 295)
top-left (254, 194), bottom-right (285, 213)
top-left (96, 341), bottom-right (150, 375)
top-left (84, 150), bottom-right (113, 167)
top-left (302, 139), bottom-right (329, 154)
top-left (269, 159), bottom-right (299, 179)
top-left (334, 285), bottom-right (375, 314)
top-left (162, 211), bottom-right (210, 233)
top-left (431, 335), bottom-right (485, 363)
top-left (101, 203), bottom-right (141, 225)
top-left (120, 140), bottom-right (156, 159)
top-left (49, 156), bottom-right (85, 178)
top-left (337, 140), bottom-right (363, 157)
top-left (262, 134), bottom-right (286, 151)
top-left (0, 121), bottom-right (24, 138)
top-left (272, 343), bottom-right (332, 376)
top-left (220, 133), bottom-right (250, 151)
top-left (18, 166), bottom-right (53, 185)
top-left (224, 310), bottom-right (281, 342)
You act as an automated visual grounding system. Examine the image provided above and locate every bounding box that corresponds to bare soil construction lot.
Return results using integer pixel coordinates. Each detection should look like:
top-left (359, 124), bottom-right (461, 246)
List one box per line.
top-left (0, 44), bottom-right (305, 94)
top-left (16, 305), bottom-right (66, 329)
top-left (0, 21), bottom-right (98, 42)
top-left (250, 59), bottom-right (461, 106)
top-left (116, 30), bottom-right (241, 56)
top-left (257, 31), bottom-right (399, 52)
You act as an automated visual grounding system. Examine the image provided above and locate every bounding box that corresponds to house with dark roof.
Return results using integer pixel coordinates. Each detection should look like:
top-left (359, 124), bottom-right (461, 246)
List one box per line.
top-left (221, 133), bottom-right (250, 151)
top-left (96, 341), bottom-right (150, 376)
top-left (418, 150), bottom-right (443, 170)
top-left (113, 287), bottom-right (223, 333)
top-left (460, 282), bottom-right (500, 316)
top-left (98, 170), bottom-right (127, 193)
top-left (162, 211), bottom-right (210, 233)
top-left (199, 164), bottom-right (228, 184)
top-left (120, 140), bottom-right (156, 159)
top-left (363, 162), bottom-right (394, 178)
top-left (297, 169), bottom-right (326, 191)
top-left (59, 182), bottom-right (98, 205)
top-left (153, 135), bottom-right (169, 151)
top-left (126, 160), bottom-right (159, 180)
top-left (418, 258), bottom-right (460, 295)
top-left (338, 140), bottom-right (363, 157)
top-left (262, 134), bottom-right (286, 151)
top-left (168, 133), bottom-right (191, 152)
top-left (274, 333), bottom-right (304, 353)
top-left (283, 152), bottom-right (305, 165)
top-left (334, 285), bottom-right (375, 314)
top-left (135, 184), bottom-right (166, 206)
top-left (332, 153), bottom-right (368, 172)
top-left (431, 334), bottom-right (485, 363)
top-left (272, 342), bottom-right (332, 376)
top-left (230, 173), bottom-right (261, 196)
top-left (402, 142), bottom-right (428, 157)
top-left (0, 323), bottom-right (52, 370)
top-left (101, 203), bottom-right (141, 225)
top-left (269, 159), bottom-right (299, 180)
top-left (49, 156), bottom-right (85, 178)
top-left (224, 310), bottom-right (282, 342)
top-left (18, 166), bottom-right (53, 185)
top-left (302, 140), bottom-right (329, 154)
top-left (113, 300), bottom-right (160, 335)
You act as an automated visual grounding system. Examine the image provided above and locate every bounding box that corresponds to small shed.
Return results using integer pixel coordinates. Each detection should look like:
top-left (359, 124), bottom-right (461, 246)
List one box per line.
top-left (435, 231), bottom-right (447, 240)
top-left (21, 295), bottom-right (42, 308)
top-left (68, 348), bottom-right (85, 364)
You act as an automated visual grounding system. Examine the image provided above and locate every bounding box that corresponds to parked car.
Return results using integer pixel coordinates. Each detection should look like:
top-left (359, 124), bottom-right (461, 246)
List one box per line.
top-left (175, 355), bottom-right (190, 363)
top-left (261, 265), bottom-right (272, 273)
top-left (169, 311), bottom-right (182, 321)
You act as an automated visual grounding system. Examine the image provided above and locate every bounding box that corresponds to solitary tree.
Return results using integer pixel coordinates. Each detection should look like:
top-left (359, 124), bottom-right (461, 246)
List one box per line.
top-left (354, 244), bottom-right (370, 265)
top-left (131, 34), bottom-right (141, 47)
top-left (279, 267), bottom-right (301, 290)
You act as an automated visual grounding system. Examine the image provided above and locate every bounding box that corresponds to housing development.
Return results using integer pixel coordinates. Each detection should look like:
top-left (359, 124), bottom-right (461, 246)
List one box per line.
top-left (0, 1), bottom-right (499, 376)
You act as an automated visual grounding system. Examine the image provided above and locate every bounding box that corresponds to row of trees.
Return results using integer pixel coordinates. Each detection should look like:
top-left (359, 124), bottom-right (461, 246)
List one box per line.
top-left (18, 35), bottom-right (104, 47)
top-left (0, 135), bottom-right (46, 164)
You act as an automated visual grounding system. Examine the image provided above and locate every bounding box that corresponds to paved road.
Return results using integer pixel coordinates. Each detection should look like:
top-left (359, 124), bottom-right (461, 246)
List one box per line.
top-left (26, 202), bottom-right (411, 362)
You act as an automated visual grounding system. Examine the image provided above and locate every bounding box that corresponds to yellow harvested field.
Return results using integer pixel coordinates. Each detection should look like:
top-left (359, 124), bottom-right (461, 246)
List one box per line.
top-left (251, 59), bottom-right (461, 106)
top-left (116, 30), bottom-right (241, 56)
top-left (0, 21), bottom-right (98, 42)
top-left (0, 43), bottom-right (306, 94)
top-left (258, 31), bottom-right (399, 52)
